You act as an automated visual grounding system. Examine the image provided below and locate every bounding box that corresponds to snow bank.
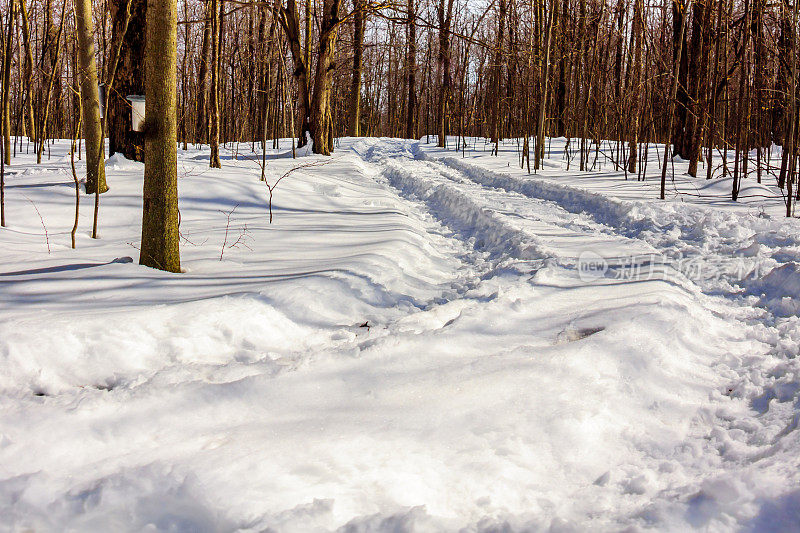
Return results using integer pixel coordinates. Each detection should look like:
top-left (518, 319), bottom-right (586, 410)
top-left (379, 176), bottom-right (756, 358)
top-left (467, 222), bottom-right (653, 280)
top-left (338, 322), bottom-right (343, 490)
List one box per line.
top-left (105, 152), bottom-right (143, 172)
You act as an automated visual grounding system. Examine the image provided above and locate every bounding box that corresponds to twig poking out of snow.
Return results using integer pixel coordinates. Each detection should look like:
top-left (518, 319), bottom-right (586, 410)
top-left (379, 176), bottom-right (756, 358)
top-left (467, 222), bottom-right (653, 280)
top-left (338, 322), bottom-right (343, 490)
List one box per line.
top-left (24, 196), bottom-right (50, 254)
top-left (219, 204), bottom-right (252, 260)
top-left (264, 159), bottom-right (337, 223)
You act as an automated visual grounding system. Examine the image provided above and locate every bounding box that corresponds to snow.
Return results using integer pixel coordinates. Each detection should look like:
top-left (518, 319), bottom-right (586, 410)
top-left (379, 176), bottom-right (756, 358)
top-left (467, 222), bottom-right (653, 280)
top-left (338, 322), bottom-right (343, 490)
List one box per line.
top-left (744, 263), bottom-right (800, 317)
top-left (1, 136), bottom-right (799, 531)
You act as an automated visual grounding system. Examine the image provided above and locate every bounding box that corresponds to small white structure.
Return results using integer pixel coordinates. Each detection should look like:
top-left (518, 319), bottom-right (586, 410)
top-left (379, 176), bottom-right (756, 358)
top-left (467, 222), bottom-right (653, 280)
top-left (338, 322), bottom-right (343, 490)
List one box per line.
top-left (126, 95), bottom-right (146, 132)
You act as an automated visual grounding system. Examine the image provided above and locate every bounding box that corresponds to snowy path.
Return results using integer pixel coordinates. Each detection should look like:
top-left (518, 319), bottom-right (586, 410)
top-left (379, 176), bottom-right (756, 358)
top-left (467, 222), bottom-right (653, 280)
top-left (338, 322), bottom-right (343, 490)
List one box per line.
top-left (1, 138), bottom-right (799, 531)
top-left (356, 138), bottom-right (800, 531)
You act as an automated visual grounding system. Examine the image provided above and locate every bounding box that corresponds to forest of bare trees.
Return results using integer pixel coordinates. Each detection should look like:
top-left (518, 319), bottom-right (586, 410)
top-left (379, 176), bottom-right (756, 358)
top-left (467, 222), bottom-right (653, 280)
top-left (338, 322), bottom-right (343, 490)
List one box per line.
top-left (2, 0), bottom-right (800, 268)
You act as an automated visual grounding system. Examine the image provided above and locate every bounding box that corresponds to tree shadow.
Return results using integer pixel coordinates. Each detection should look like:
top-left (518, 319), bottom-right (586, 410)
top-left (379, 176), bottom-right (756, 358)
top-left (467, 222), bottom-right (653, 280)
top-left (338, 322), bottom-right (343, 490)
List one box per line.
top-left (0, 257), bottom-right (133, 277)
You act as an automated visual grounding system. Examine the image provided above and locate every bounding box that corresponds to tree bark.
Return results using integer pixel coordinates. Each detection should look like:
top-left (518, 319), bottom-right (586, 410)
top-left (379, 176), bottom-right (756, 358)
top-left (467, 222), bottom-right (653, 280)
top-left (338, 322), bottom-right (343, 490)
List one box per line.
top-left (685, 0), bottom-right (709, 176)
top-left (437, 0), bottom-right (455, 147)
top-left (627, 0), bottom-right (643, 173)
top-left (109, 0), bottom-right (146, 162)
top-left (662, 0), bottom-right (691, 199)
top-left (75, 0), bottom-right (108, 194)
top-left (1, 0), bottom-right (14, 166)
top-left (489, 0), bottom-right (506, 144)
top-left (195, 0), bottom-right (212, 144)
top-left (405, 0), bottom-right (417, 139)
top-left (309, 0), bottom-right (343, 155)
top-left (554, 0), bottom-right (567, 139)
top-left (209, 0), bottom-right (221, 167)
top-left (19, 0), bottom-right (35, 142)
top-left (349, 0), bottom-right (364, 136)
top-left (534, 0), bottom-right (554, 169)
top-left (140, 0), bottom-right (180, 272)
top-left (672, 0), bottom-right (690, 159)
top-left (278, 0), bottom-right (312, 147)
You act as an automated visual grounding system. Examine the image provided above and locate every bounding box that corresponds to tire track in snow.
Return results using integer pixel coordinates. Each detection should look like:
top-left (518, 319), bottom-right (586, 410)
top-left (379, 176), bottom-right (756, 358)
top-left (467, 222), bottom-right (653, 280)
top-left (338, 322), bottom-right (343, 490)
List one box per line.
top-left (412, 142), bottom-right (800, 523)
top-left (355, 139), bottom-right (800, 529)
top-left (362, 140), bottom-right (656, 278)
top-left (425, 149), bottom-right (798, 298)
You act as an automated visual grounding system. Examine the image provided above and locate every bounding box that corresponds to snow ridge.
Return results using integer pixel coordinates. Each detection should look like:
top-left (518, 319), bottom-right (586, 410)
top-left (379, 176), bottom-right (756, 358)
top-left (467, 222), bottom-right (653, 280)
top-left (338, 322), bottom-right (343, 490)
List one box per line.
top-left (362, 141), bottom-right (550, 265)
top-left (427, 151), bottom-right (800, 303)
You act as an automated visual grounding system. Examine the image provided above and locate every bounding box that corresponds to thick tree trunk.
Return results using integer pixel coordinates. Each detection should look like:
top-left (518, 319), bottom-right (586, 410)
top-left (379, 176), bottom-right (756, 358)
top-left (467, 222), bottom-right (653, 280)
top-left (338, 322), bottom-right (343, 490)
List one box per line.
top-left (309, 0), bottom-right (342, 155)
top-left (685, 0), bottom-right (708, 176)
top-left (109, 0), bottom-right (145, 162)
top-left (733, 0), bottom-right (753, 201)
top-left (75, 0), bottom-right (107, 194)
top-left (140, 0), bottom-right (180, 272)
top-left (672, 0), bottom-right (690, 159)
top-left (278, 0), bottom-right (312, 147)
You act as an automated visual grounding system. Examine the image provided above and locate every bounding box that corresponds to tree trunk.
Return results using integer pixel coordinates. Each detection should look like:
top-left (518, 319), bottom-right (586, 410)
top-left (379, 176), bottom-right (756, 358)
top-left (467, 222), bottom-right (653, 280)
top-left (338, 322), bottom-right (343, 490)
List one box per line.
top-left (36, 0), bottom-right (66, 165)
top-left (1, 0), bottom-right (14, 166)
top-left (195, 0), bottom-right (212, 144)
top-left (685, 0), bottom-right (708, 176)
top-left (209, 0), bottom-right (221, 167)
top-left (278, 0), bottom-right (312, 147)
top-left (554, 0), bottom-right (567, 139)
top-left (19, 0), bottom-right (35, 142)
top-left (75, 0), bottom-right (107, 194)
top-left (437, 0), bottom-right (455, 147)
top-left (140, 0), bottom-right (180, 272)
top-left (627, 0), bottom-right (643, 173)
top-left (43, 0), bottom-right (64, 144)
top-left (783, 0), bottom-right (798, 215)
top-left (109, 0), bottom-right (145, 162)
top-left (489, 0), bottom-right (506, 144)
top-left (349, 0), bottom-right (364, 136)
top-left (662, 0), bottom-right (691, 199)
top-left (309, 0), bottom-right (343, 155)
top-left (534, 0), bottom-right (554, 169)
top-left (672, 0), bottom-right (690, 159)
top-left (405, 0), bottom-right (417, 139)
top-left (775, 0), bottom-right (792, 150)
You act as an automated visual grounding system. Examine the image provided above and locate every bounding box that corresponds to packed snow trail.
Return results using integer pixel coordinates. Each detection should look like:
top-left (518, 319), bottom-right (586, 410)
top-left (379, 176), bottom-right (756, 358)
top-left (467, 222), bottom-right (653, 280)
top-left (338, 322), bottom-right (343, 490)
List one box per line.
top-left (357, 139), bottom-right (662, 273)
top-left (0, 138), bottom-right (798, 531)
top-left (416, 140), bottom-right (800, 500)
top-left (354, 138), bottom-right (800, 531)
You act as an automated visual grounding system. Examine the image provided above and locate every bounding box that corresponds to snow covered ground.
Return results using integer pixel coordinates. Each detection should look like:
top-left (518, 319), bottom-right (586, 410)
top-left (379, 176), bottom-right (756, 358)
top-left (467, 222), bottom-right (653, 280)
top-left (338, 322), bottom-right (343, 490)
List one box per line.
top-left (1, 136), bottom-right (799, 531)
